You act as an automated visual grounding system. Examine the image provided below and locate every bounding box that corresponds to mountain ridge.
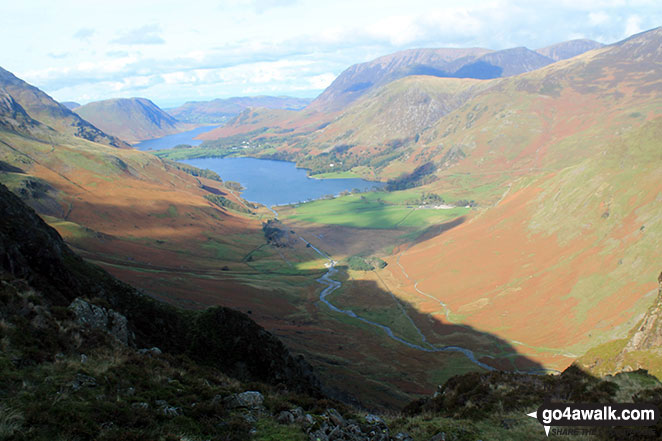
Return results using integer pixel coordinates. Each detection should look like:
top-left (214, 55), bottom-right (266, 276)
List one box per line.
top-left (0, 66), bottom-right (128, 148)
top-left (167, 95), bottom-right (312, 124)
top-left (74, 97), bottom-right (188, 144)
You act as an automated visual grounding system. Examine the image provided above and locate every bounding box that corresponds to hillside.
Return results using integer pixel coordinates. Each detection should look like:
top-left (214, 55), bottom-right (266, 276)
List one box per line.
top-left (536, 38), bottom-right (604, 61)
top-left (307, 47), bottom-right (491, 111)
top-left (0, 66), bottom-right (127, 148)
top-left (74, 97), bottom-right (188, 143)
top-left (167, 95), bottom-right (312, 124)
top-left (196, 38), bottom-right (603, 141)
top-left (306, 39), bottom-right (599, 112)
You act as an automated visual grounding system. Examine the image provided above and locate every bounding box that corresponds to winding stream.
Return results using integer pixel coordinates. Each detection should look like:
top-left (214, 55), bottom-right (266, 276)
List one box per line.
top-left (297, 235), bottom-right (496, 371)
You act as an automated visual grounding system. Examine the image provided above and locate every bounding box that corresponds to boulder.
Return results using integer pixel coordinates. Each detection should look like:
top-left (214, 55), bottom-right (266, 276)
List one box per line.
top-left (223, 391), bottom-right (264, 409)
top-left (68, 298), bottom-right (131, 345)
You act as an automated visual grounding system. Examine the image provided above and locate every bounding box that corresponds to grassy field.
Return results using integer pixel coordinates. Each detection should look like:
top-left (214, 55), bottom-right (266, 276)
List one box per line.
top-left (282, 191), bottom-right (469, 229)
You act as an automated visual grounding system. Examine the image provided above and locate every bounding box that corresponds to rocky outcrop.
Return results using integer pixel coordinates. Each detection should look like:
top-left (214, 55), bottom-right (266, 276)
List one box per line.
top-left (621, 273), bottom-right (662, 354)
top-left (68, 298), bottom-right (131, 345)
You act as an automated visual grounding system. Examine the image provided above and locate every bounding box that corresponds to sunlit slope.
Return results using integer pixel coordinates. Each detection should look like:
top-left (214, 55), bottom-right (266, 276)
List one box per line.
top-left (304, 76), bottom-right (489, 148)
top-left (387, 115), bottom-right (662, 371)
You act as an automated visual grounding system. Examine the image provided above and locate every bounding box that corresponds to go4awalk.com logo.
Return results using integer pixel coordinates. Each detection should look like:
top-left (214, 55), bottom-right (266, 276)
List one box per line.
top-left (527, 402), bottom-right (660, 436)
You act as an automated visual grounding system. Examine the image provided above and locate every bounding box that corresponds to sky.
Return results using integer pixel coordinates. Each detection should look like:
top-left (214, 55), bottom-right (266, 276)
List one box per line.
top-left (2, 0), bottom-right (660, 108)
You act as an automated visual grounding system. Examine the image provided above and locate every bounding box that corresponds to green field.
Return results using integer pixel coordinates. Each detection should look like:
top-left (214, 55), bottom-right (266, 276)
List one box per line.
top-left (282, 191), bottom-right (469, 229)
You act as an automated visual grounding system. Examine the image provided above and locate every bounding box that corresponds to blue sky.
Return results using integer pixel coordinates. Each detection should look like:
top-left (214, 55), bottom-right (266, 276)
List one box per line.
top-left (2, 0), bottom-right (660, 107)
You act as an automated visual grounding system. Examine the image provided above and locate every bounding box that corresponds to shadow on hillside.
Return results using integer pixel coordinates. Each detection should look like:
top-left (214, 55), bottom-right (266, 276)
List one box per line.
top-left (259, 264), bottom-right (550, 409)
top-left (407, 215), bottom-right (466, 248)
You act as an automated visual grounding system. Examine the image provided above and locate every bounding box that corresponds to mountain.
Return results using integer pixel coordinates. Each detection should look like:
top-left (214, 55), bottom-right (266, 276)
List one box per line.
top-left (536, 38), bottom-right (604, 61)
top-left (306, 39), bottom-right (600, 112)
top-left (0, 89), bottom-right (44, 135)
top-left (451, 46), bottom-right (553, 79)
top-left (307, 47), bottom-right (492, 111)
top-left (74, 97), bottom-right (188, 143)
top-left (61, 101), bottom-right (80, 110)
top-left (0, 66), bottom-right (127, 148)
top-left (167, 96), bottom-right (312, 124)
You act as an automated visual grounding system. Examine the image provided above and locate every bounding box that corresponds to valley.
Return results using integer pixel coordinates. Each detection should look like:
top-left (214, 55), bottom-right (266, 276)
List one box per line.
top-left (1, 25), bottom-right (662, 417)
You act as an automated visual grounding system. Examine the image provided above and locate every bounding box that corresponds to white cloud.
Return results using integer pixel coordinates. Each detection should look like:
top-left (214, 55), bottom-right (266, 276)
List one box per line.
top-left (588, 11), bottom-right (610, 25)
top-left (624, 15), bottom-right (643, 37)
top-left (112, 25), bottom-right (165, 45)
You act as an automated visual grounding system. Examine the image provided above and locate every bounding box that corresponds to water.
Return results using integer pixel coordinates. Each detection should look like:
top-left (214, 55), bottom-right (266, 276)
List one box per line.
top-left (134, 125), bottom-right (220, 151)
top-left (180, 157), bottom-right (384, 207)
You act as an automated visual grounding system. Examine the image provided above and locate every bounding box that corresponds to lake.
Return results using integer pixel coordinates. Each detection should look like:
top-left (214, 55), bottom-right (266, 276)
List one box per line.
top-left (134, 125), bottom-right (220, 151)
top-left (180, 157), bottom-right (384, 207)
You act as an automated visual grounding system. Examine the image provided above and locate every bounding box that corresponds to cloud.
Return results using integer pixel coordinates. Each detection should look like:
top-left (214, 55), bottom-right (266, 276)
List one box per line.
top-left (73, 28), bottom-right (95, 40)
top-left (106, 50), bottom-right (130, 58)
top-left (588, 11), bottom-right (610, 26)
top-left (624, 15), bottom-right (643, 37)
top-left (112, 25), bottom-right (165, 45)
top-left (251, 0), bottom-right (297, 13)
top-left (48, 52), bottom-right (69, 59)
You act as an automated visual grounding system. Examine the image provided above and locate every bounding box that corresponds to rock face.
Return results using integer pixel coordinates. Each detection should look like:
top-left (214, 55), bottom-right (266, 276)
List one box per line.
top-left (622, 274), bottom-right (662, 353)
top-left (68, 298), bottom-right (131, 345)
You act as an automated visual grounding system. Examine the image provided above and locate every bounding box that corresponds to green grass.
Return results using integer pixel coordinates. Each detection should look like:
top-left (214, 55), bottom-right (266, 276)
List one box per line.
top-left (310, 170), bottom-right (362, 179)
top-left (284, 192), bottom-right (469, 229)
top-left (254, 419), bottom-right (307, 441)
top-left (154, 205), bottom-right (179, 219)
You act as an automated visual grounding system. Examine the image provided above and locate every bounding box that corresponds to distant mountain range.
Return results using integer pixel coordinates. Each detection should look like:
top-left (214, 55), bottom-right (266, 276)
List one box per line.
top-left (166, 96), bottom-right (312, 124)
top-left (308, 39), bottom-right (603, 111)
top-left (74, 97), bottom-right (188, 144)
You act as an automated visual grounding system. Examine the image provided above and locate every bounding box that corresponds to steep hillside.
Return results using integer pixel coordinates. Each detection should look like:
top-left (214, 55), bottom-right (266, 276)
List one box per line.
top-left (74, 97), bottom-right (188, 143)
top-left (168, 95), bottom-right (311, 124)
top-left (579, 273), bottom-right (662, 379)
top-left (451, 47), bottom-right (552, 79)
top-left (0, 66), bottom-right (127, 148)
top-left (536, 38), bottom-right (604, 61)
top-left (307, 47), bottom-right (491, 111)
top-left (305, 40), bottom-right (600, 112)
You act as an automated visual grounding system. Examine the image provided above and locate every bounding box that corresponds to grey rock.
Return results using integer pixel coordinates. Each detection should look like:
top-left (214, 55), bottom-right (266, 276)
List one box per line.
top-left (162, 406), bottom-right (181, 418)
top-left (224, 391), bottom-right (264, 409)
top-left (290, 407), bottom-right (304, 419)
top-left (394, 432), bottom-right (413, 441)
top-left (325, 408), bottom-right (345, 427)
top-left (308, 430), bottom-right (328, 441)
top-left (277, 411), bottom-right (295, 424)
top-left (71, 373), bottom-right (97, 391)
top-left (131, 402), bottom-right (149, 410)
top-left (80, 354), bottom-right (88, 364)
top-left (302, 413), bottom-right (315, 426)
top-left (68, 298), bottom-right (130, 345)
top-left (365, 413), bottom-right (385, 425)
top-left (138, 347), bottom-right (162, 356)
top-left (429, 433), bottom-right (446, 441)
